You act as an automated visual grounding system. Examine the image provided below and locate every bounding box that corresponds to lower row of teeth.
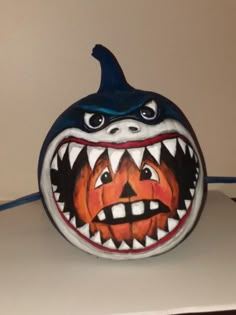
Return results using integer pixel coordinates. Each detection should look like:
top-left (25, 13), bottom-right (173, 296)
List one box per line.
top-left (59, 207), bottom-right (188, 250)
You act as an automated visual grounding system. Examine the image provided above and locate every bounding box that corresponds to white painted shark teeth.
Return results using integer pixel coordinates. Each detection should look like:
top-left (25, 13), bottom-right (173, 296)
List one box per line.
top-left (167, 218), bottom-right (179, 232)
top-left (188, 146), bottom-right (194, 158)
top-left (119, 241), bottom-right (130, 250)
top-left (163, 138), bottom-right (177, 157)
top-left (57, 202), bottom-right (64, 211)
top-left (51, 155), bottom-right (58, 170)
top-left (69, 143), bottom-right (84, 169)
top-left (127, 147), bottom-right (145, 169)
top-left (184, 199), bottom-right (191, 209)
top-left (78, 223), bottom-right (90, 238)
top-left (145, 235), bottom-right (156, 246)
top-left (54, 192), bottom-right (60, 201)
top-left (157, 228), bottom-right (168, 240)
top-left (133, 239), bottom-right (144, 249)
top-left (178, 138), bottom-right (186, 153)
top-left (103, 238), bottom-right (116, 249)
top-left (64, 212), bottom-right (70, 220)
top-left (87, 146), bottom-right (106, 170)
top-left (108, 148), bottom-right (125, 173)
top-left (70, 216), bottom-right (77, 227)
top-left (147, 142), bottom-right (161, 164)
top-left (91, 231), bottom-right (102, 244)
top-left (177, 209), bottom-right (187, 219)
top-left (190, 188), bottom-right (195, 197)
top-left (58, 143), bottom-right (68, 160)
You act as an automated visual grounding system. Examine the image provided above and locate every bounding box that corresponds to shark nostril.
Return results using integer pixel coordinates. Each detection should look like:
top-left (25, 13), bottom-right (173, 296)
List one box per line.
top-left (109, 127), bottom-right (120, 135)
top-left (129, 126), bottom-right (140, 133)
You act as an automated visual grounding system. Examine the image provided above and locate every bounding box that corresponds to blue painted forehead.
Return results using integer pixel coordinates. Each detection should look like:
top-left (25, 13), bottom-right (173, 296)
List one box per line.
top-left (76, 44), bottom-right (156, 115)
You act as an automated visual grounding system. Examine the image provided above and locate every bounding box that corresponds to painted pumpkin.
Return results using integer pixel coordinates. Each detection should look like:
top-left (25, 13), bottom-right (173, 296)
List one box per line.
top-left (38, 45), bottom-right (207, 259)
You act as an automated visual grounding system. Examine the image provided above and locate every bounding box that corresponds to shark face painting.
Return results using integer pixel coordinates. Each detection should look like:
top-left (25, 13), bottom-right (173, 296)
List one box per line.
top-left (38, 45), bottom-right (207, 259)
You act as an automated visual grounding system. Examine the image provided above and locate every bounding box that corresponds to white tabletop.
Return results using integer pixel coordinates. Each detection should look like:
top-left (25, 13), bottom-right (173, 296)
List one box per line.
top-left (0, 191), bottom-right (236, 315)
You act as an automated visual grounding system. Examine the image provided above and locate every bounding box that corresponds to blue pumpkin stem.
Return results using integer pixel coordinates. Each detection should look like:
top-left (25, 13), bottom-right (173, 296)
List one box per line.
top-left (92, 44), bottom-right (134, 93)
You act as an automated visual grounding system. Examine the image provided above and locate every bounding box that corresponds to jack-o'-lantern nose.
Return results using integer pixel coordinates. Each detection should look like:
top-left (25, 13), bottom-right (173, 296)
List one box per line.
top-left (120, 181), bottom-right (137, 198)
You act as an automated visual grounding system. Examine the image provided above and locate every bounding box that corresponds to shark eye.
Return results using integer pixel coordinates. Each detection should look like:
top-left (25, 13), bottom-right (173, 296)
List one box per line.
top-left (140, 164), bottom-right (159, 182)
top-left (95, 167), bottom-right (112, 188)
top-left (84, 112), bottom-right (105, 129)
top-left (140, 100), bottom-right (158, 120)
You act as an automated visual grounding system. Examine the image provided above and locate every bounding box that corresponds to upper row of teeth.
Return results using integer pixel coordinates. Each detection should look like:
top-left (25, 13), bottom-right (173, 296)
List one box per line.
top-left (51, 137), bottom-right (198, 173)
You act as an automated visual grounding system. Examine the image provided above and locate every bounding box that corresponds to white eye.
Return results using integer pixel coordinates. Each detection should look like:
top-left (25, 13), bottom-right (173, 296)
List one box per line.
top-left (95, 167), bottom-right (113, 188)
top-left (140, 164), bottom-right (159, 182)
top-left (140, 100), bottom-right (158, 120)
top-left (84, 112), bottom-right (105, 129)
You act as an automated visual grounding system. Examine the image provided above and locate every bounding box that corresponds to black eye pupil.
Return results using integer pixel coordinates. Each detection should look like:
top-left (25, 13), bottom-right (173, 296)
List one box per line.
top-left (140, 168), bottom-right (152, 180)
top-left (101, 172), bottom-right (112, 184)
top-left (141, 107), bottom-right (155, 118)
top-left (89, 114), bottom-right (104, 127)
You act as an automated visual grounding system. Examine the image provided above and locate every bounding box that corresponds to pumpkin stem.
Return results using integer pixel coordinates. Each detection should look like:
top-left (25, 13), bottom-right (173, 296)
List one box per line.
top-left (92, 44), bottom-right (134, 93)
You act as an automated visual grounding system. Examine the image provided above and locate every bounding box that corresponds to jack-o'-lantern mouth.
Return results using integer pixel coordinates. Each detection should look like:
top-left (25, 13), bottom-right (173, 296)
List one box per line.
top-left (50, 133), bottom-right (200, 253)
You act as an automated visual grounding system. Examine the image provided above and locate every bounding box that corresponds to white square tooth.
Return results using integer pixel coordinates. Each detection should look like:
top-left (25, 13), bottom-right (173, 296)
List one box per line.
top-left (91, 231), bottom-right (101, 244)
top-left (51, 155), bottom-right (58, 170)
top-left (70, 216), bottom-right (77, 227)
top-left (111, 203), bottom-right (126, 219)
top-left (54, 192), bottom-right (60, 201)
top-left (64, 212), bottom-right (70, 220)
top-left (97, 210), bottom-right (106, 221)
top-left (133, 239), bottom-right (144, 249)
top-left (58, 143), bottom-right (68, 160)
top-left (119, 241), bottom-right (130, 250)
top-left (57, 202), bottom-right (64, 211)
top-left (163, 138), bottom-right (177, 157)
top-left (52, 184), bottom-right (57, 192)
top-left (177, 209), bottom-right (187, 219)
top-left (188, 146), bottom-right (194, 158)
top-left (190, 188), bottom-right (195, 197)
top-left (103, 238), bottom-right (116, 249)
top-left (178, 138), bottom-right (186, 154)
top-left (78, 223), bottom-right (90, 238)
top-left (87, 146), bottom-right (105, 170)
top-left (147, 142), bottom-right (161, 164)
top-left (157, 228), bottom-right (168, 240)
top-left (69, 143), bottom-right (83, 169)
top-left (127, 147), bottom-right (145, 169)
top-left (150, 201), bottom-right (159, 210)
top-left (131, 201), bottom-right (144, 215)
top-left (184, 199), bottom-right (191, 209)
top-left (145, 235), bottom-right (156, 247)
top-left (108, 148), bottom-right (125, 173)
top-left (167, 218), bottom-right (179, 232)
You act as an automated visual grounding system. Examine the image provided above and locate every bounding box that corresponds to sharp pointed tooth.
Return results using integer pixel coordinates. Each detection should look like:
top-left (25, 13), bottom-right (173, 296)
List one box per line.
top-left (64, 212), bottom-right (70, 220)
top-left (195, 172), bottom-right (199, 179)
top-left (163, 138), bottom-right (177, 157)
top-left (131, 201), bottom-right (144, 215)
top-left (57, 202), bottom-right (64, 211)
top-left (108, 148), bottom-right (125, 173)
top-left (194, 153), bottom-right (198, 163)
top-left (87, 146), bottom-right (105, 170)
top-left (91, 231), bottom-right (101, 244)
top-left (193, 181), bottom-right (197, 187)
top-left (145, 235), bottom-right (156, 247)
top-left (103, 238), bottom-right (116, 249)
top-left (188, 146), bottom-right (194, 158)
top-left (127, 147), bottom-right (145, 169)
top-left (69, 143), bottom-right (83, 169)
top-left (119, 241), bottom-right (130, 250)
top-left (167, 218), bottom-right (179, 232)
top-left (184, 199), bottom-right (191, 209)
top-left (178, 138), bottom-right (186, 154)
top-left (54, 192), bottom-right (60, 201)
top-left (133, 239), bottom-right (144, 249)
top-left (177, 209), bottom-right (187, 219)
top-left (190, 188), bottom-right (195, 197)
top-left (196, 167), bottom-right (199, 173)
top-left (147, 142), bottom-right (161, 164)
top-left (78, 223), bottom-right (90, 238)
top-left (70, 216), bottom-right (77, 227)
top-left (52, 184), bottom-right (57, 192)
top-left (58, 143), bottom-right (68, 160)
top-left (157, 228), bottom-right (168, 240)
top-left (51, 155), bottom-right (58, 170)
top-left (97, 210), bottom-right (106, 221)
top-left (150, 201), bottom-right (159, 210)
top-left (111, 204), bottom-right (126, 219)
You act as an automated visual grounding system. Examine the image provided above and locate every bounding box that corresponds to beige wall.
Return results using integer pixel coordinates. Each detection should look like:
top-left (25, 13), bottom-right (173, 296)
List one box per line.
top-left (0, 0), bottom-right (235, 199)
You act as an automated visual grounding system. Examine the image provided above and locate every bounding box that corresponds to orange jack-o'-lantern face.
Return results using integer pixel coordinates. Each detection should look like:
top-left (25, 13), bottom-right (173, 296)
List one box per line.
top-left (74, 152), bottom-right (179, 247)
